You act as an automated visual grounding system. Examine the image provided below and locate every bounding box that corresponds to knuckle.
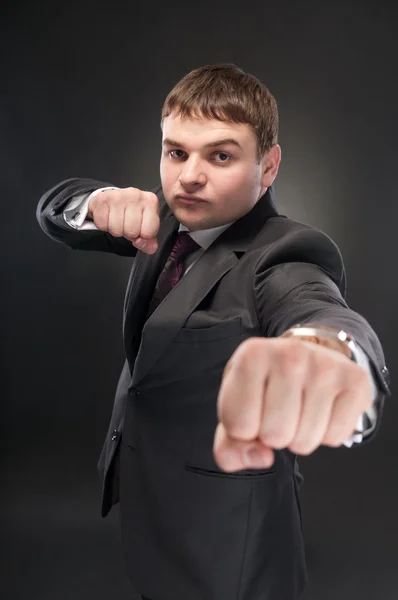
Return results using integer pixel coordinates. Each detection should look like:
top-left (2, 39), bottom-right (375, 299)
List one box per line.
top-left (94, 218), bottom-right (106, 231)
top-left (125, 186), bottom-right (140, 198)
top-left (92, 209), bottom-right (107, 230)
top-left (289, 436), bottom-right (316, 454)
top-left (118, 187), bottom-right (139, 208)
top-left (124, 228), bottom-right (140, 240)
top-left (92, 196), bottom-right (106, 210)
top-left (123, 217), bottom-right (140, 238)
top-left (232, 339), bottom-right (259, 371)
top-left (260, 428), bottom-right (289, 449)
top-left (226, 421), bottom-right (251, 440)
top-left (323, 432), bottom-right (342, 447)
top-left (247, 337), bottom-right (268, 358)
top-left (90, 194), bottom-right (101, 208)
top-left (92, 197), bottom-right (112, 221)
top-left (323, 424), bottom-right (345, 446)
top-left (108, 226), bottom-right (122, 237)
top-left (102, 189), bottom-right (120, 205)
top-left (278, 342), bottom-right (306, 375)
top-left (144, 190), bottom-right (159, 205)
top-left (290, 443), bottom-right (314, 455)
top-left (314, 362), bottom-right (339, 387)
top-left (141, 215), bottom-right (160, 239)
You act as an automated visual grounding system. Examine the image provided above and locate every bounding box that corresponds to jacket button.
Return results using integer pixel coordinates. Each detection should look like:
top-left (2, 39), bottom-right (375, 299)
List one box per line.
top-left (381, 365), bottom-right (390, 380)
top-left (111, 429), bottom-right (119, 441)
top-left (131, 387), bottom-right (140, 396)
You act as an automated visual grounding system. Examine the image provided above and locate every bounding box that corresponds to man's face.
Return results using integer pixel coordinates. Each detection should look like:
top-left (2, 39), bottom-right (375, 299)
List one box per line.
top-left (160, 112), bottom-right (276, 231)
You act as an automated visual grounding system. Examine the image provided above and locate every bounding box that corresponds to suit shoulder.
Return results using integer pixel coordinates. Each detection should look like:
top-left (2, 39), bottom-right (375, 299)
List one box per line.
top-left (252, 216), bottom-right (346, 294)
top-left (256, 215), bottom-right (344, 262)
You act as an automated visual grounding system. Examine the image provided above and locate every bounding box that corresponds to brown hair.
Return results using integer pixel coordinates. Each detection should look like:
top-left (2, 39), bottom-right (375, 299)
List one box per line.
top-left (161, 63), bottom-right (279, 162)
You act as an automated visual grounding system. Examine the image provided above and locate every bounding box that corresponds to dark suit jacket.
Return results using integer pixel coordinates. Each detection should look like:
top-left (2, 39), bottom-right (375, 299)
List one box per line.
top-left (37, 178), bottom-right (390, 600)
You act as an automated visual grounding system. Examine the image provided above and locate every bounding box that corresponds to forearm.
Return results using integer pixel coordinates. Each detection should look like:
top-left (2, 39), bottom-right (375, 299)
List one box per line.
top-left (256, 264), bottom-right (390, 445)
top-left (36, 177), bottom-right (138, 256)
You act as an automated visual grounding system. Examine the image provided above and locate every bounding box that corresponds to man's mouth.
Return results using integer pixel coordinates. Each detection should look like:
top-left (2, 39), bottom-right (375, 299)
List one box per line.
top-left (176, 195), bottom-right (206, 204)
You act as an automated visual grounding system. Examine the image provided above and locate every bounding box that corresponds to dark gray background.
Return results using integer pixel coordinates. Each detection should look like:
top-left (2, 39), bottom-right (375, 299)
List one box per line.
top-left (2, 1), bottom-right (397, 599)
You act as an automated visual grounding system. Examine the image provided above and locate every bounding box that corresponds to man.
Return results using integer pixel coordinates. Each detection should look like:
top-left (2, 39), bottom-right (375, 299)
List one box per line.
top-left (36, 63), bottom-right (390, 600)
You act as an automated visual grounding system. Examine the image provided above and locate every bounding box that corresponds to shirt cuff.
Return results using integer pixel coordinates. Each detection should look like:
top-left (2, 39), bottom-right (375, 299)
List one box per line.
top-left (343, 342), bottom-right (378, 448)
top-left (63, 186), bottom-right (119, 230)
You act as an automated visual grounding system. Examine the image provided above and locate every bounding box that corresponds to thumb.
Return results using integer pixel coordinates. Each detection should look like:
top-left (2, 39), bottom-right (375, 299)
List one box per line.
top-left (132, 237), bottom-right (158, 254)
top-left (213, 422), bottom-right (275, 472)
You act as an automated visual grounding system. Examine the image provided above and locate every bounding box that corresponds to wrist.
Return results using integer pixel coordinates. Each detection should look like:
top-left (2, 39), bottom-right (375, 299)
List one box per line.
top-left (86, 186), bottom-right (118, 221)
top-left (87, 202), bottom-right (94, 220)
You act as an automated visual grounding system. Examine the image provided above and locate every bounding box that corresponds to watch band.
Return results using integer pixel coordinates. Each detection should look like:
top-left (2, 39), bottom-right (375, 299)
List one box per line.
top-left (280, 325), bottom-right (361, 362)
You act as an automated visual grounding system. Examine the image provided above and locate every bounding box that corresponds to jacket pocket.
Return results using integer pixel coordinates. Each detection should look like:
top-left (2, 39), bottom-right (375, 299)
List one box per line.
top-left (184, 463), bottom-right (276, 479)
top-left (173, 316), bottom-right (241, 343)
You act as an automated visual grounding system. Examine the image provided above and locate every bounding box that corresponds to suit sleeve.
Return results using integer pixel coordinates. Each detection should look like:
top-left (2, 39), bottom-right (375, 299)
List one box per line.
top-left (252, 227), bottom-right (391, 445)
top-left (36, 177), bottom-right (162, 256)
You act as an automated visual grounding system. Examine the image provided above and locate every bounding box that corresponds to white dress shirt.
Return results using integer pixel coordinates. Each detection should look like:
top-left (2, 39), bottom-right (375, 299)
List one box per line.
top-left (63, 187), bottom-right (379, 447)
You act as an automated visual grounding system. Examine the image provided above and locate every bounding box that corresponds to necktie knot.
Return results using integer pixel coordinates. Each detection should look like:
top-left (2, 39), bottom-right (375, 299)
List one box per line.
top-left (170, 232), bottom-right (201, 261)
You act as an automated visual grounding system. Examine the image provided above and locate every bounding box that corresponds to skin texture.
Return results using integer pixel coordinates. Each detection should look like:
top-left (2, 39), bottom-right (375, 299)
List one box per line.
top-left (160, 112), bottom-right (281, 231)
top-left (214, 337), bottom-right (372, 471)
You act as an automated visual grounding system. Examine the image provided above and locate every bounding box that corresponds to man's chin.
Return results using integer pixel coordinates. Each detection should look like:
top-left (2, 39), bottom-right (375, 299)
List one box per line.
top-left (170, 203), bottom-right (211, 230)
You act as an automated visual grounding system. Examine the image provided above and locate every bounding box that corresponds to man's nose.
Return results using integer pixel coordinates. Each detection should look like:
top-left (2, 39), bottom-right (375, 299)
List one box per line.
top-left (179, 157), bottom-right (206, 187)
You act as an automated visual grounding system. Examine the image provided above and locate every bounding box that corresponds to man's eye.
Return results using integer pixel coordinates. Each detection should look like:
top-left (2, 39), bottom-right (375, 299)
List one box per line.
top-left (214, 152), bottom-right (231, 162)
top-left (167, 150), bottom-right (231, 162)
top-left (169, 150), bottom-right (185, 158)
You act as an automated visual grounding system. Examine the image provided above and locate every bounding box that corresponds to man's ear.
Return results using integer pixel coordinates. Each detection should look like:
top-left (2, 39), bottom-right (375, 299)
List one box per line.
top-left (261, 144), bottom-right (281, 188)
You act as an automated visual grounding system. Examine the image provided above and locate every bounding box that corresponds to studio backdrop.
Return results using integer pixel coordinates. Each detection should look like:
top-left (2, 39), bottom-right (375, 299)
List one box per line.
top-left (2, 2), bottom-right (397, 599)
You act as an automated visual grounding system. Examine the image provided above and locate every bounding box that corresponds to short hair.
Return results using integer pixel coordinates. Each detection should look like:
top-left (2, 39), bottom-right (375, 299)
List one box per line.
top-left (161, 63), bottom-right (279, 162)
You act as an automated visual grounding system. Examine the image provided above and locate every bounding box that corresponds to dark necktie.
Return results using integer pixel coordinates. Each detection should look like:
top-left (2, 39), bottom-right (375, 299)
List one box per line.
top-left (145, 231), bottom-right (201, 319)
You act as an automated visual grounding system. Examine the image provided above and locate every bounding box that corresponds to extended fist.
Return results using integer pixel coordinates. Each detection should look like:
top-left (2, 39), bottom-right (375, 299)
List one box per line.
top-left (213, 336), bottom-right (372, 471)
top-left (88, 187), bottom-right (160, 254)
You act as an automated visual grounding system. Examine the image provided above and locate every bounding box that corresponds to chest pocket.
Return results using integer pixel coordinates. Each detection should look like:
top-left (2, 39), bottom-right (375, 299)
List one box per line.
top-left (172, 316), bottom-right (242, 344)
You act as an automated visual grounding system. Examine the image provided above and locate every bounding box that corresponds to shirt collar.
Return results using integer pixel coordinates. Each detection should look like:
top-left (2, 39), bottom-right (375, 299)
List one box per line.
top-left (178, 221), bottom-right (235, 250)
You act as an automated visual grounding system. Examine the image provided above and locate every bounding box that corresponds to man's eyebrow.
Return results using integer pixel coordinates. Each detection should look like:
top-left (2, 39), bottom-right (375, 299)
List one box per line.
top-left (162, 137), bottom-right (242, 149)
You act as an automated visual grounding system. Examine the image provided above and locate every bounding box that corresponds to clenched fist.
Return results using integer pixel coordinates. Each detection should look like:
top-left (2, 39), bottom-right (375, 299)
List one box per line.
top-left (88, 187), bottom-right (160, 254)
top-left (213, 336), bottom-right (372, 471)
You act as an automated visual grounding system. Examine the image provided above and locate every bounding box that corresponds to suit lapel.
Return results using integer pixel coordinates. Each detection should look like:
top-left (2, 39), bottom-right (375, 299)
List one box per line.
top-left (123, 186), bottom-right (280, 385)
top-left (131, 243), bottom-right (240, 385)
top-left (122, 204), bottom-right (179, 367)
